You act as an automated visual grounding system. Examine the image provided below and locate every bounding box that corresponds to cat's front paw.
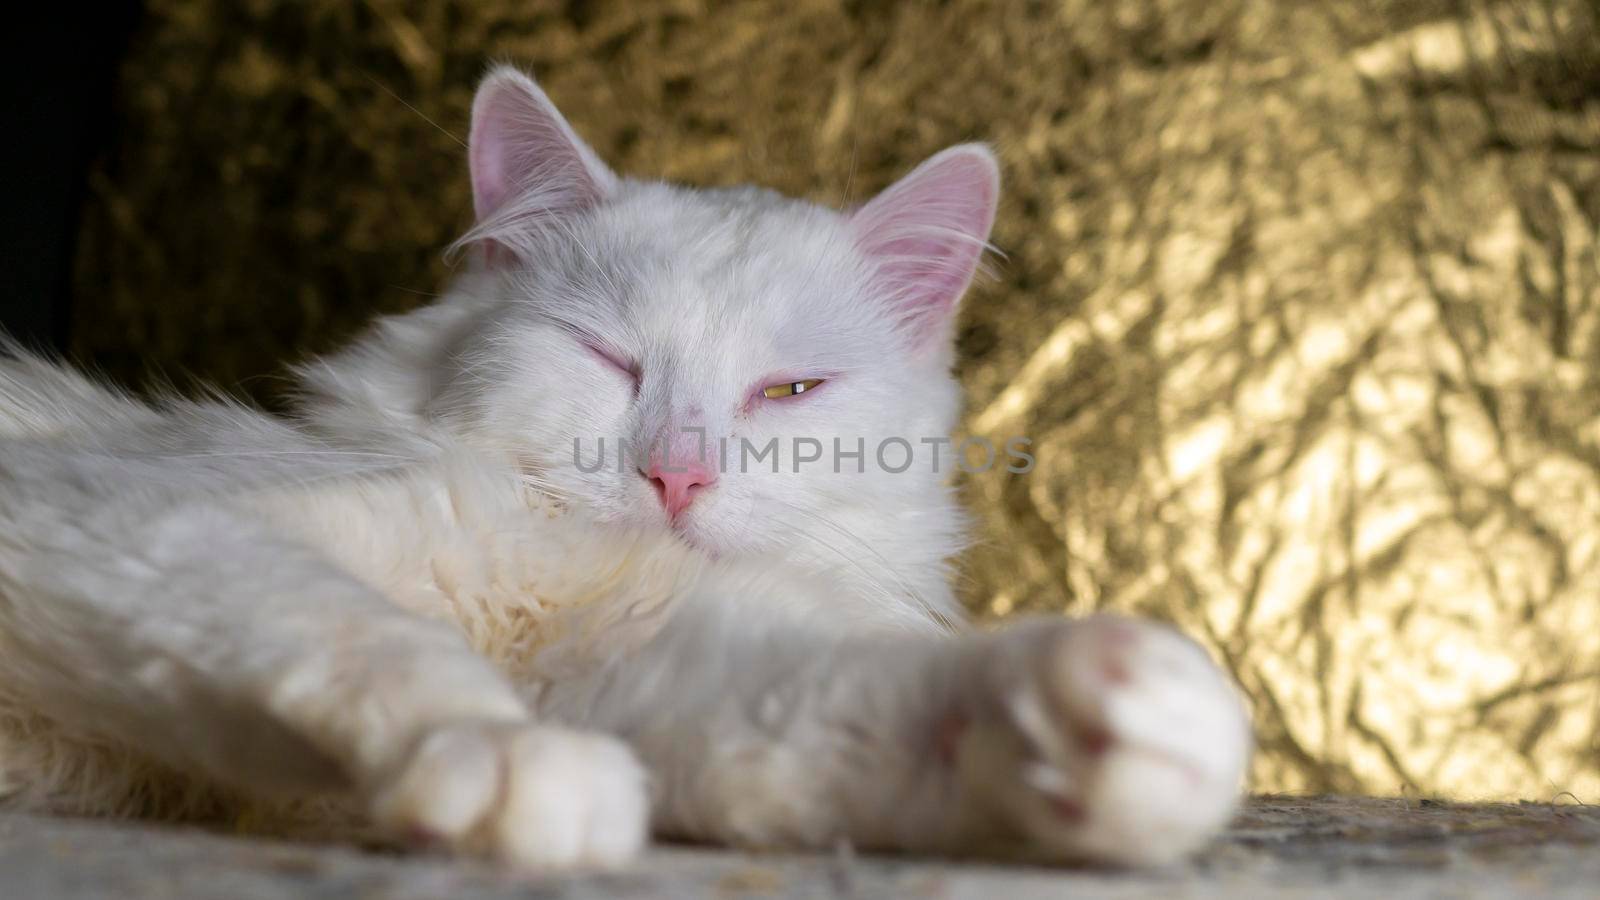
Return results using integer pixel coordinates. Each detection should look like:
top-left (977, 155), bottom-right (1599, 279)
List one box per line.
top-left (957, 615), bottom-right (1250, 866)
top-left (371, 721), bottom-right (648, 870)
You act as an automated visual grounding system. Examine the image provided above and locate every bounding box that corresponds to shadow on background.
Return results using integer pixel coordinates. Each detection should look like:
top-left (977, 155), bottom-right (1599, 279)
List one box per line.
top-left (0, 6), bottom-right (141, 350)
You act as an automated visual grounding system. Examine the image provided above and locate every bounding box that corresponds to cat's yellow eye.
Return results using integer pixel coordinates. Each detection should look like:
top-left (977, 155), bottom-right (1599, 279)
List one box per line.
top-left (762, 378), bottom-right (824, 399)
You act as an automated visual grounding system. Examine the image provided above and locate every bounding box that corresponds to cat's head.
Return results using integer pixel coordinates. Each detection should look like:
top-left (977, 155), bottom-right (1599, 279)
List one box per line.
top-left (323, 67), bottom-right (999, 605)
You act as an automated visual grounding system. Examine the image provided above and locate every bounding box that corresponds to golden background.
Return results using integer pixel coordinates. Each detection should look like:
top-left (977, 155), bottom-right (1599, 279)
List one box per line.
top-left (72, 0), bottom-right (1600, 801)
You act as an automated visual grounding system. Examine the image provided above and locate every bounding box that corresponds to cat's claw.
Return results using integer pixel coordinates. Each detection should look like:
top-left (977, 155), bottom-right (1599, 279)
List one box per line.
top-left (371, 721), bottom-right (649, 870)
top-left (959, 615), bottom-right (1250, 866)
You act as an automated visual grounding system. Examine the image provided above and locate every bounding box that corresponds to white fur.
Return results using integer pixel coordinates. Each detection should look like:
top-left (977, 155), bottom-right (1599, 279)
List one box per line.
top-left (0, 66), bottom-right (1249, 869)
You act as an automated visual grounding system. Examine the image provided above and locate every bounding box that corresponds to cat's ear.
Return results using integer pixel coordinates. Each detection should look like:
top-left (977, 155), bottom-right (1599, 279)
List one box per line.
top-left (467, 66), bottom-right (617, 226)
top-left (849, 145), bottom-right (999, 348)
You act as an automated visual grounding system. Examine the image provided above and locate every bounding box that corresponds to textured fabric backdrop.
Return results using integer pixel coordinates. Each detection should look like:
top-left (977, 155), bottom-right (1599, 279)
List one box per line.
top-left (70, 0), bottom-right (1600, 801)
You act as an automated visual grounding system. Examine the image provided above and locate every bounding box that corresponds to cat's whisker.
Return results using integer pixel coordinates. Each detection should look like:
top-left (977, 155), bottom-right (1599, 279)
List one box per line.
top-left (761, 497), bottom-right (947, 630)
top-left (134, 449), bottom-right (419, 462)
top-left (515, 474), bottom-right (577, 502)
top-left (768, 520), bottom-right (907, 617)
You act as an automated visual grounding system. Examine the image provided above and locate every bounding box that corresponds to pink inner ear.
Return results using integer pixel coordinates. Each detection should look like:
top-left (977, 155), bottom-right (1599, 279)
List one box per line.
top-left (467, 68), bottom-right (615, 227)
top-left (469, 113), bottom-right (517, 220)
top-left (850, 146), bottom-right (999, 347)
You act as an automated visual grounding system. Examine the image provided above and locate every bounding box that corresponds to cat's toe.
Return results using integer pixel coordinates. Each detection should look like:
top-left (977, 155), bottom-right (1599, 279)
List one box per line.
top-left (372, 721), bottom-right (649, 870)
top-left (963, 615), bottom-right (1251, 866)
top-left (487, 726), bottom-right (651, 868)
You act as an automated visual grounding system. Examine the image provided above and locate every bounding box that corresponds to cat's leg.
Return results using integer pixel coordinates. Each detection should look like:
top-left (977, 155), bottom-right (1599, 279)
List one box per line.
top-left (540, 597), bottom-right (1249, 865)
top-left (0, 494), bottom-right (645, 868)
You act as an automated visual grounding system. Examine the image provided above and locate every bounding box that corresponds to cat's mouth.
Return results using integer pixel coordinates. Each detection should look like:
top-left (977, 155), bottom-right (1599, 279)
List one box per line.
top-left (659, 511), bottom-right (723, 559)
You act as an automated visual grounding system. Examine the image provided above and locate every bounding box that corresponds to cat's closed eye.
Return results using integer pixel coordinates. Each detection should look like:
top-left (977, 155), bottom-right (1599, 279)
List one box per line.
top-left (760, 378), bottom-right (824, 400)
top-left (585, 343), bottom-right (638, 381)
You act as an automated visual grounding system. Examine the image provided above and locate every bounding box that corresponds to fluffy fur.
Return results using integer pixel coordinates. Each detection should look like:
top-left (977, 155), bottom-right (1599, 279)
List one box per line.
top-left (0, 66), bottom-right (1250, 869)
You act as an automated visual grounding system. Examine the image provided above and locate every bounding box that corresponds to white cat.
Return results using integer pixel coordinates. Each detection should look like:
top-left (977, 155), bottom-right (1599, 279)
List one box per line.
top-left (0, 66), bottom-right (1249, 870)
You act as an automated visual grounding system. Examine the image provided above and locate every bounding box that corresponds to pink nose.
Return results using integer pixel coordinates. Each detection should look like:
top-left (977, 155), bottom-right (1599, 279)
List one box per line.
top-left (643, 459), bottom-right (717, 519)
